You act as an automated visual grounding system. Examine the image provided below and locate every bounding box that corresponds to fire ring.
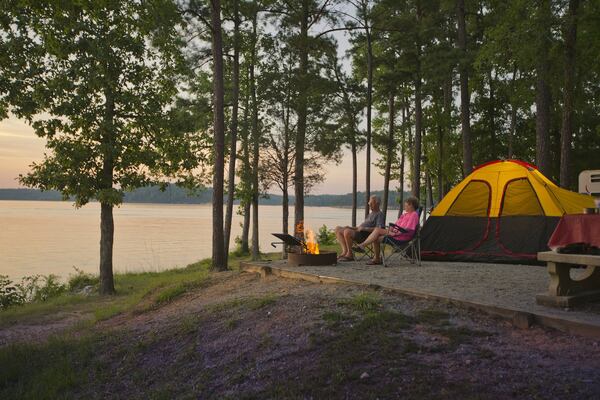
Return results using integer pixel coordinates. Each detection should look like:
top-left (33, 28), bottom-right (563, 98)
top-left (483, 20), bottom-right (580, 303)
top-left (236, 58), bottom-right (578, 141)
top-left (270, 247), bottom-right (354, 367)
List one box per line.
top-left (287, 251), bottom-right (337, 267)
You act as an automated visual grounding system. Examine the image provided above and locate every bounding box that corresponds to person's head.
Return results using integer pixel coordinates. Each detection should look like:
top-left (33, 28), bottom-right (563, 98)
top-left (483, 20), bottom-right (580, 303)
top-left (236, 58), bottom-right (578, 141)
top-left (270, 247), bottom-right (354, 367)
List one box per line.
top-left (404, 197), bottom-right (419, 213)
top-left (369, 195), bottom-right (381, 211)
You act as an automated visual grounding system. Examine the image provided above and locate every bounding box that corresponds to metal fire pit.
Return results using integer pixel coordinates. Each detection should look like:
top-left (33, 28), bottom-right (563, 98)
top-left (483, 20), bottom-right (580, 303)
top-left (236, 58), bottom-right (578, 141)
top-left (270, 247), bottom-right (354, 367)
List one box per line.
top-left (271, 233), bottom-right (337, 266)
top-left (287, 251), bottom-right (337, 267)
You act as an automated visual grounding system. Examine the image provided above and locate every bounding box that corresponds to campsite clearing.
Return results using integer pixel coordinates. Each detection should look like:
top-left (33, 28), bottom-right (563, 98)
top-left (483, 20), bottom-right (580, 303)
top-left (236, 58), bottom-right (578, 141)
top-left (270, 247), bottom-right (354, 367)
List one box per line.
top-left (242, 259), bottom-right (600, 338)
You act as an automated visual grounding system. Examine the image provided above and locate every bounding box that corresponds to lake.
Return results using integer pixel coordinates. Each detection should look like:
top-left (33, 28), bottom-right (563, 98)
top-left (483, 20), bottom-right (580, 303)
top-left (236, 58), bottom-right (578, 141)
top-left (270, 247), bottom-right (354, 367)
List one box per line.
top-left (0, 200), bottom-right (401, 280)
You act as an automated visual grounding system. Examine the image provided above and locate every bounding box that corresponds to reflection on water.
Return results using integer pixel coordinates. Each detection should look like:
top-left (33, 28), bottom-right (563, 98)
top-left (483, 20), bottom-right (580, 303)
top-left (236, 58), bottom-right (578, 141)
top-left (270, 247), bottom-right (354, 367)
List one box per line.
top-left (0, 200), bottom-right (400, 280)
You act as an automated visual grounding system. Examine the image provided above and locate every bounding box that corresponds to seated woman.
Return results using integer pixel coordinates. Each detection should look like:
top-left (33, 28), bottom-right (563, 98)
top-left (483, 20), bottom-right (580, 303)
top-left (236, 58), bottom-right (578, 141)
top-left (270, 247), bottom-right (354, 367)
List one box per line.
top-left (356, 197), bottom-right (420, 265)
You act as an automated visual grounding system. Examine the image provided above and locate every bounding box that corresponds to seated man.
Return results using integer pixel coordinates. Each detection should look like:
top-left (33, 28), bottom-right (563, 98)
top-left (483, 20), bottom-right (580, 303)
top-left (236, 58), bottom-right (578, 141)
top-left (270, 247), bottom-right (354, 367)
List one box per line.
top-left (356, 197), bottom-right (419, 265)
top-left (335, 195), bottom-right (385, 261)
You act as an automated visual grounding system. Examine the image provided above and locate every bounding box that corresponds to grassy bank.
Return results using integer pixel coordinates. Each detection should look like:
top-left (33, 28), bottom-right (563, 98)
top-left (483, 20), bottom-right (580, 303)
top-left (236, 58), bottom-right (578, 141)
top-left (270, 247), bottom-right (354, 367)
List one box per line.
top-left (0, 250), bottom-right (280, 328)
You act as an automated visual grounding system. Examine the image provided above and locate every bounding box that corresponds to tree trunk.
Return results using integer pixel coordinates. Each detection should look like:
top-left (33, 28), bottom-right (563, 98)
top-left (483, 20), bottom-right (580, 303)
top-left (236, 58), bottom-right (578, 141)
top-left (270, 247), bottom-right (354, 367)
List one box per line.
top-left (294, 0), bottom-right (309, 239)
top-left (99, 202), bottom-right (115, 295)
top-left (437, 124), bottom-right (444, 203)
top-left (535, 0), bottom-right (552, 176)
top-left (282, 92), bottom-right (291, 258)
top-left (488, 69), bottom-right (496, 158)
top-left (240, 66), bottom-right (251, 254)
top-left (382, 92), bottom-right (395, 223)
top-left (241, 200), bottom-right (250, 253)
top-left (210, 0), bottom-right (226, 271)
top-left (223, 0), bottom-right (240, 266)
top-left (413, 73), bottom-right (422, 199)
top-left (99, 85), bottom-right (116, 295)
top-left (508, 65), bottom-right (518, 159)
top-left (398, 103), bottom-right (406, 218)
top-left (250, 12), bottom-right (260, 261)
top-left (282, 187), bottom-right (289, 231)
top-left (439, 76), bottom-right (451, 201)
top-left (426, 169), bottom-right (434, 211)
top-left (560, 0), bottom-right (579, 188)
top-left (351, 138), bottom-right (357, 227)
top-left (365, 26), bottom-right (373, 218)
top-left (406, 97), bottom-right (414, 200)
top-left (398, 150), bottom-right (405, 219)
top-left (457, 0), bottom-right (472, 176)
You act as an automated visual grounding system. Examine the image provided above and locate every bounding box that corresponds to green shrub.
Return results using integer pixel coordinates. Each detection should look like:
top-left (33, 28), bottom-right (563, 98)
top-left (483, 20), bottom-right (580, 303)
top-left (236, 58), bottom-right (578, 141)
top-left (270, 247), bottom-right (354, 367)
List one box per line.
top-left (0, 275), bottom-right (26, 310)
top-left (1, 275), bottom-right (67, 310)
top-left (19, 275), bottom-right (66, 302)
top-left (67, 267), bottom-right (99, 292)
top-left (317, 225), bottom-right (336, 245)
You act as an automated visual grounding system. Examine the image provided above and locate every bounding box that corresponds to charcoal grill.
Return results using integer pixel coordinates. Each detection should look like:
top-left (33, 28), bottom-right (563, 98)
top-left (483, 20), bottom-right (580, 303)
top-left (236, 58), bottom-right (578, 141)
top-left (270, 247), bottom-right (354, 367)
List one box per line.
top-left (271, 233), bottom-right (337, 266)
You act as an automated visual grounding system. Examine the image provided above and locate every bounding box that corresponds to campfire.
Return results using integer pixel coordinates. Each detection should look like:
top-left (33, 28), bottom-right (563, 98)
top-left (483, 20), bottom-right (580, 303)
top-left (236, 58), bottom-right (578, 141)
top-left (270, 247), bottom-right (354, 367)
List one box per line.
top-left (270, 221), bottom-right (336, 266)
top-left (297, 221), bottom-right (319, 255)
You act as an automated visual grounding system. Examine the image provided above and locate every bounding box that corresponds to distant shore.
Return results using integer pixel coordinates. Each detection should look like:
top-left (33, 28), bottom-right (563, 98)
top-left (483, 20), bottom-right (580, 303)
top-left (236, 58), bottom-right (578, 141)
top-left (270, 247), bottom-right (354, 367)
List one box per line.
top-left (0, 187), bottom-right (406, 209)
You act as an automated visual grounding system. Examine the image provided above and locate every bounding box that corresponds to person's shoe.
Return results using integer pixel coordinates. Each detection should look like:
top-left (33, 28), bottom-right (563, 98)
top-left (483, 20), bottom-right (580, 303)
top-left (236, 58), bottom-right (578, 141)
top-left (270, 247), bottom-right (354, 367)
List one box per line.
top-left (366, 259), bottom-right (382, 265)
top-left (352, 245), bottom-right (365, 253)
top-left (338, 256), bottom-right (355, 262)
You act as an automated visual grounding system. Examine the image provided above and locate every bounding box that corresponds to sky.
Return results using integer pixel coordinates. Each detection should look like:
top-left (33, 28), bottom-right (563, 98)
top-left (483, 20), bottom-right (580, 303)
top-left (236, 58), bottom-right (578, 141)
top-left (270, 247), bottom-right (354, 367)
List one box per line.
top-left (0, 117), bottom-right (393, 195)
top-left (0, 4), bottom-right (401, 196)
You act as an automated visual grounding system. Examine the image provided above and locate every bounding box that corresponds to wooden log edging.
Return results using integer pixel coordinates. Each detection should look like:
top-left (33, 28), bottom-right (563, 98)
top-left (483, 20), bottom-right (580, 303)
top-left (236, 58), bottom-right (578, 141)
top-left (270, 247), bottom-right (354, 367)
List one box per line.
top-left (239, 261), bottom-right (600, 338)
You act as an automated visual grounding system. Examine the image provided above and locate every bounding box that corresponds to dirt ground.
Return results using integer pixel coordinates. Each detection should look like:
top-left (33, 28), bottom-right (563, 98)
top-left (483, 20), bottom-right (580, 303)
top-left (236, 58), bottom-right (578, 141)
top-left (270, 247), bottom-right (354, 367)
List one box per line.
top-left (2, 270), bottom-right (600, 399)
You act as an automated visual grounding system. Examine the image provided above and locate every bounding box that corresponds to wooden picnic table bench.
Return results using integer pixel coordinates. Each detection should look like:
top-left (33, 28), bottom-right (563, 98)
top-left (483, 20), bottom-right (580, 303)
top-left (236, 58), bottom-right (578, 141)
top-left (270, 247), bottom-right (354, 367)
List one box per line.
top-left (536, 251), bottom-right (600, 308)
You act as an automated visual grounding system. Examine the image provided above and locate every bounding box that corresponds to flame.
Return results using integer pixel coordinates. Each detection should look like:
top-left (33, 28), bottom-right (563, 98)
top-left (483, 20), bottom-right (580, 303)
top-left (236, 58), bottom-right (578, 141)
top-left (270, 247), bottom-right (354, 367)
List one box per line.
top-left (296, 220), bottom-right (319, 254)
top-left (305, 227), bottom-right (320, 255)
top-left (295, 221), bottom-right (304, 235)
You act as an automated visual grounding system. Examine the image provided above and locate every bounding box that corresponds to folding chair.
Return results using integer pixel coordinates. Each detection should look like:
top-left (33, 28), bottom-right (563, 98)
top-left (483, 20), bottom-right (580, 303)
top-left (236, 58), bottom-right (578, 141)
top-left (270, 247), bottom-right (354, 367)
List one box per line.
top-left (351, 230), bottom-right (375, 261)
top-left (381, 211), bottom-right (422, 267)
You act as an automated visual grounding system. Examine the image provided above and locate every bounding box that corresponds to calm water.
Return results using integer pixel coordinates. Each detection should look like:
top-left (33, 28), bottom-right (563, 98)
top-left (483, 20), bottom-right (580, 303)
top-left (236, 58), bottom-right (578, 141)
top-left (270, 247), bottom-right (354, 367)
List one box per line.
top-left (0, 200), bottom-right (399, 280)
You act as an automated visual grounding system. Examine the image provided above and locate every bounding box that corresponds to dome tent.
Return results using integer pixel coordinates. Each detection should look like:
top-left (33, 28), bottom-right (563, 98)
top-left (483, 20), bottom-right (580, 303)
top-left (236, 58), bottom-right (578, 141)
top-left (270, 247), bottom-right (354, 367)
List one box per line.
top-left (420, 160), bottom-right (595, 263)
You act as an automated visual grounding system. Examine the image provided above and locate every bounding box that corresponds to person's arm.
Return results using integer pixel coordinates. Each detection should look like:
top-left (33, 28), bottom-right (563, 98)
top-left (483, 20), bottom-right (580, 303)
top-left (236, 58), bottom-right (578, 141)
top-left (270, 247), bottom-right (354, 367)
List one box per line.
top-left (402, 212), bottom-right (419, 235)
top-left (376, 212), bottom-right (386, 229)
top-left (389, 214), bottom-right (407, 233)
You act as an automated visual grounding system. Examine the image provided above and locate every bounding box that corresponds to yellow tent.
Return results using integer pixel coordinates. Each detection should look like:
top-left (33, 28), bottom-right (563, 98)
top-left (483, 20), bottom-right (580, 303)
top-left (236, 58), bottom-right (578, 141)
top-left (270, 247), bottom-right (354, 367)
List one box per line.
top-left (432, 160), bottom-right (594, 217)
top-left (421, 160), bottom-right (595, 263)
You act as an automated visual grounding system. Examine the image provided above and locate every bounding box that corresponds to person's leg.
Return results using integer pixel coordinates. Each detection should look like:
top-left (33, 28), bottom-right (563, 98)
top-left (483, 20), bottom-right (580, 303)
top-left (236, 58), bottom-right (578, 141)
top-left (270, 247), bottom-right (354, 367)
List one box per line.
top-left (372, 237), bottom-right (383, 262)
top-left (335, 226), bottom-right (348, 257)
top-left (344, 229), bottom-right (356, 259)
top-left (359, 227), bottom-right (388, 247)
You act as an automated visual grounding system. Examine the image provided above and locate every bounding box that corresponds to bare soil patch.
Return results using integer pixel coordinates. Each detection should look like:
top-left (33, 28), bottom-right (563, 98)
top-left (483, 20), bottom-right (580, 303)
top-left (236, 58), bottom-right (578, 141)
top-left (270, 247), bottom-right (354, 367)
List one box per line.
top-left (3, 270), bottom-right (600, 399)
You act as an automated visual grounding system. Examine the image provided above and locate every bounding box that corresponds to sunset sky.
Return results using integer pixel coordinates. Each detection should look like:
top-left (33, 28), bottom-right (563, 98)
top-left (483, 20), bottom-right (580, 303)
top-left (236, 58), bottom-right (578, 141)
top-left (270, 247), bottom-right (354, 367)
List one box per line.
top-left (0, 117), bottom-right (392, 195)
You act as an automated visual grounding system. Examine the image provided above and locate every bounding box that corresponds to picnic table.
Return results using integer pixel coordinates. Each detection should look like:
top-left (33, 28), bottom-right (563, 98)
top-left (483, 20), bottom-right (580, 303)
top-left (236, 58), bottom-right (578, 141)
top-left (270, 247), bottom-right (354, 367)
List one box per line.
top-left (536, 251), bottom-right (600, 308)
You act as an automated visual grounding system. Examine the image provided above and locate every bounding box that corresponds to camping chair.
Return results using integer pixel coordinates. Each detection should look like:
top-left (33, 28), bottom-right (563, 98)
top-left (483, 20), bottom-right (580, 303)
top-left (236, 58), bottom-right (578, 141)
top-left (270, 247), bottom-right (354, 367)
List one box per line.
top-left (381, 209), bottom-right (422, 267)
top-left (350, 230), bottom-right (375, 261)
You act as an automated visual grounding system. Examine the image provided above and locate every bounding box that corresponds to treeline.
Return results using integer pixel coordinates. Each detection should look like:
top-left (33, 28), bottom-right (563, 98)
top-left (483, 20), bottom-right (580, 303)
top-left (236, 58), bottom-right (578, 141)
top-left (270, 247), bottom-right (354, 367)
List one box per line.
top-left (2, 0), bottom-right (599, 294)
top-left (0, 188), bottom-right (408, 209)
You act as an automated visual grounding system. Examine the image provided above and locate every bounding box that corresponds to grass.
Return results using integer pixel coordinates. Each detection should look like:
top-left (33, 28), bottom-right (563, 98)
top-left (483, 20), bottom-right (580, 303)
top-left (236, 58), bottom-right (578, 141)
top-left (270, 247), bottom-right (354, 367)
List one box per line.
top-left (0, 250), bottom-right (279, 328)
top-left (417, 308), bottom-right (451, 326)
top-left (247, 293), bottom-right (277, 310)
top-left (338, 291), bottom-right (382, 313)
top-left (0, 333), bottom-right (101, 400)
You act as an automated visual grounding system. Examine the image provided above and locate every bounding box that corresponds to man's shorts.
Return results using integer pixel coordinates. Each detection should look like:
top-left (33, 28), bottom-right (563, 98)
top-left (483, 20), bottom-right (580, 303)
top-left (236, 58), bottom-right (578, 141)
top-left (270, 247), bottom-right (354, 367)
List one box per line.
top-left (352, 230), bottom-right (371, 242)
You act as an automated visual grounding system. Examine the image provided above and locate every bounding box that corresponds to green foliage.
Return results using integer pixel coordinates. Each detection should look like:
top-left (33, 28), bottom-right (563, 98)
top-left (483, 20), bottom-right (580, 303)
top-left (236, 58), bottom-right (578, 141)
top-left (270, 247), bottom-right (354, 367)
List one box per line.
top-left (340, 291), bottom-right (382, 313)
top-left (1, 274), bottom-right (66, 311)
top-left (0, 275), bottom-right (25, 310)
top-left (1, 0), bottom-right (204, 206)
top-left (0, 334), bottom-right (99, 399)
top-left (67, 268), bottom-right (99, 293)
top-left (21, 275), bottom-right (67, 303)
top-left (317, 224), bottom-right (336, 245)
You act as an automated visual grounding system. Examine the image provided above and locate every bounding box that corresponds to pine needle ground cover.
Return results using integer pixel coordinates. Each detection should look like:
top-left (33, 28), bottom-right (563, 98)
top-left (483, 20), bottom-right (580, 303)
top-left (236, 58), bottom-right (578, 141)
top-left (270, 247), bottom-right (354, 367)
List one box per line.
top-left (1, 252), bottom-right (599, 399)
